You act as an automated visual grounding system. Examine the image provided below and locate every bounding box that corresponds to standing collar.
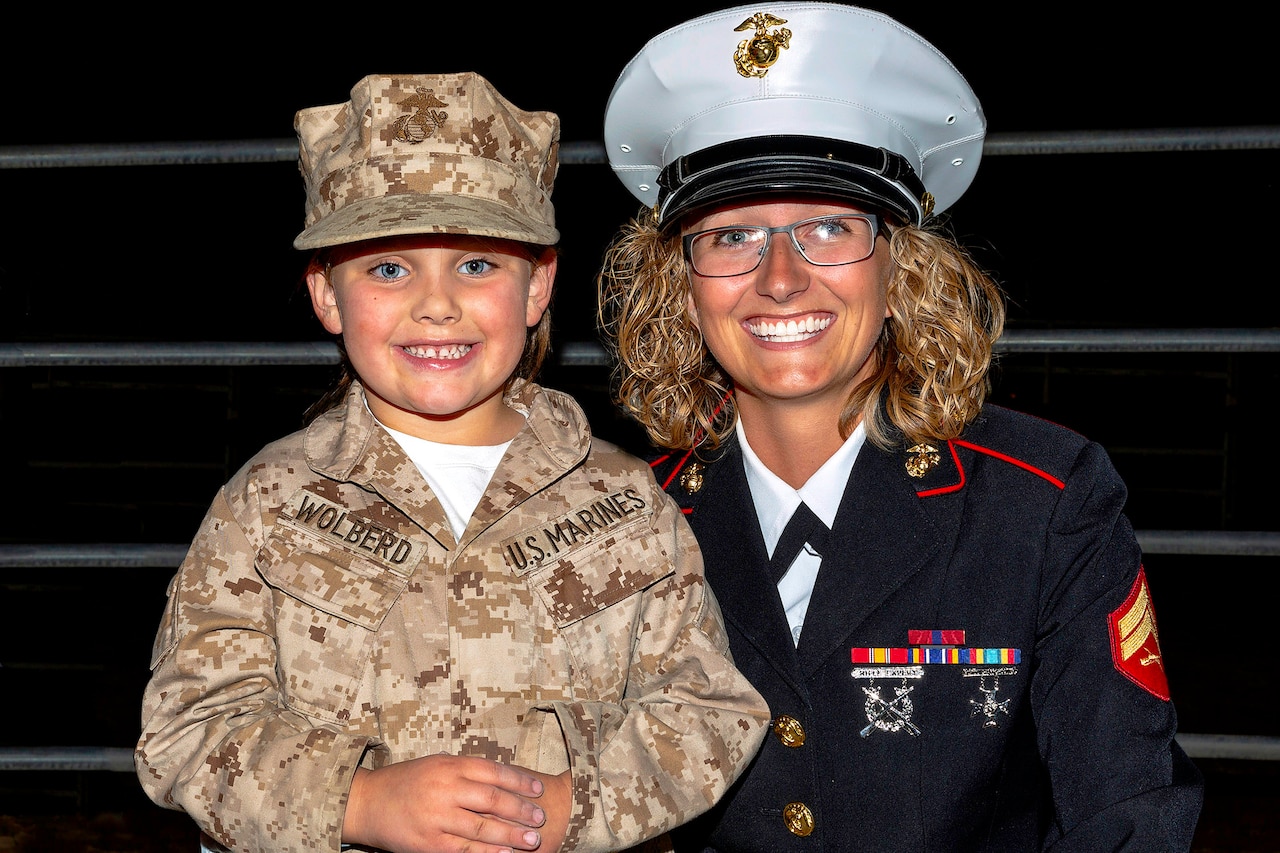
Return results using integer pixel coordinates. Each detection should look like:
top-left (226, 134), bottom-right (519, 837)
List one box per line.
top-left (738, 418), bottom-right (867, 552)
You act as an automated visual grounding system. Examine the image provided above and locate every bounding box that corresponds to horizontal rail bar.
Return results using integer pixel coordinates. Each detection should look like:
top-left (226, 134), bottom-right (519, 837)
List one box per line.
top-left (2, 734), bottom-right (1271, 772)
top-left (983, 126), bottom-right (1280, 156)
top-left (3, 329), bottom-right (1279, 369)
top-left (0, 341), bottom-right (342, 367)
top-left (2, 533), bottom-right (1277, 570)
top-left (1175, 734), bottom-right (1280, 762)
top-left (3, 127), bottom-right (1280, 170)
top-left (991, 328), bottom-right (1280, 354)
top-left (0, 747), bottom-right (137, 773)
top-left (0, 544), bottom-right (190, 568)
top-left (1136, 531), bottom-right (1280, 556)
top-left (0, 140), bottom-right (600, 170)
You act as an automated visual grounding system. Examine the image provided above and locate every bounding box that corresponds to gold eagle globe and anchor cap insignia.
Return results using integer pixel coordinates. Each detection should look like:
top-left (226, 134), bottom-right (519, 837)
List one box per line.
top-left (733, 12), bottom-right (792, 77)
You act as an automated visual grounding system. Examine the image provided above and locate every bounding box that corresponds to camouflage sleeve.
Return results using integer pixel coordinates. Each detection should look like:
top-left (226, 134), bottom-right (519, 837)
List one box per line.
top-left (135, 487), bottom-right (374, 853)
top-left (542, 487), bottom-right (770, 852)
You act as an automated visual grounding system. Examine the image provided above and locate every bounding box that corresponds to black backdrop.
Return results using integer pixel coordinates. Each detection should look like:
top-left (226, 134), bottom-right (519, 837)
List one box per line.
top-left (2, 4), bottom-right (1278, 850)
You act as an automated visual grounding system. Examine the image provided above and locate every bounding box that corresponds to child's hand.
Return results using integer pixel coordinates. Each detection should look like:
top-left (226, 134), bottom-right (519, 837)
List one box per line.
top-left (518, 769), bottom-right (572, 852)
top-left (342, 754), bottom-right (550, 853)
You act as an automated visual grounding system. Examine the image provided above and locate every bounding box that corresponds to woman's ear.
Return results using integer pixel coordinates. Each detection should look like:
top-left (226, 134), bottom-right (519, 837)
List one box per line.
top-left (306, 269), bottom-right (343, 335)
top-left (686, 290), bottom-right (700, 329)
top-left (525, 252), bottom-right (557, 327)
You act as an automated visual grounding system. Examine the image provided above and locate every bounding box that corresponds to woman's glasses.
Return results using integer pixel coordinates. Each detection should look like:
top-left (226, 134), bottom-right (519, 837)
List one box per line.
top-left (682, 214), bottom-right (884, 278)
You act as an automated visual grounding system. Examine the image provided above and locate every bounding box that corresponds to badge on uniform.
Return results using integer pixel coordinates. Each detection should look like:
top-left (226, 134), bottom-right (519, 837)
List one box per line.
top-left (1108, 566), bottom-right (1170, 700)
top-left (850, 664), bottom-right (923, 737)
top-left (905, 444), bottom-right (941, 478)
top-left (851, 630), bottom-right (1022, 735)
top-left (678, 461), bottom-right (705, 494)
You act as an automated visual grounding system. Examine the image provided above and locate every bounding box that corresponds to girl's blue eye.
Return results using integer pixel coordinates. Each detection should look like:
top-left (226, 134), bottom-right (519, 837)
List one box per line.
top-left (459, 258), bottom-right (494, 275)
top-left (372, 261), bottom-right (408, 280)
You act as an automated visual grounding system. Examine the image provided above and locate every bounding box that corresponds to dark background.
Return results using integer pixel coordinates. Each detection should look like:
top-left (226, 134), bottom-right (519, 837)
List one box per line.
top-left (2, 3), bottom-right (1277, 850)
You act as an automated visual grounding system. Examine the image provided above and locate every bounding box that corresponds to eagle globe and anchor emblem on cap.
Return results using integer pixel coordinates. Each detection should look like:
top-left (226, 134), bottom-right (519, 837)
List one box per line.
top-left (733, 12), bottom-right (792, 77)
top-left (726, 11), bottom-right (937, 218)
top-left (391, 88), bottom-right (449, 144)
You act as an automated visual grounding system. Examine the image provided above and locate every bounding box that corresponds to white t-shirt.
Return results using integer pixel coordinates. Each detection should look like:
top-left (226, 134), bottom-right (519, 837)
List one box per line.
top-left (379, 424), bottom-right (514, 542)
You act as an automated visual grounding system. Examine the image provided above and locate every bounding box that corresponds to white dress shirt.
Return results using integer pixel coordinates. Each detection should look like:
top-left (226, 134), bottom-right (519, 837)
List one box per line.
top-left (739, 418), bottom-right (866, 645)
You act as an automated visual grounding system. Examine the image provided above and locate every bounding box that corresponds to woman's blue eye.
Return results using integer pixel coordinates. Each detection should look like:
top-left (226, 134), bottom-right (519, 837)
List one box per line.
top-left (710, 229), bottom-right (760, 250)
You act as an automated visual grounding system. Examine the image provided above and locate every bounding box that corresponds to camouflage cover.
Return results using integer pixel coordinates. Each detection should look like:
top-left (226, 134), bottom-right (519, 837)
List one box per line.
top-left (293, 72), bottom-right (560, 249)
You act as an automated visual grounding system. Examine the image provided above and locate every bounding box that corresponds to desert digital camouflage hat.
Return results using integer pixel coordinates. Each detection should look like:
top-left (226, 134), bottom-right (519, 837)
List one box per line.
top-left (294, 72), bottom-right (560, 249)
top-left (604, 3), bottom-right (985, 228)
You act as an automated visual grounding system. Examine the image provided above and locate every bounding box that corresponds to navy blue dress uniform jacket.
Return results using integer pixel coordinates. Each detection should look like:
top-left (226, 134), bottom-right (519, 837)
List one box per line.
top-left (658, 404), bottom-right (1203, 852)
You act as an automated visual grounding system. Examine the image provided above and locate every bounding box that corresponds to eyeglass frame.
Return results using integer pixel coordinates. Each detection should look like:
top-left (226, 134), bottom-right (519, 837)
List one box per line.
top-left (680, 213), bottom-right (887, 278)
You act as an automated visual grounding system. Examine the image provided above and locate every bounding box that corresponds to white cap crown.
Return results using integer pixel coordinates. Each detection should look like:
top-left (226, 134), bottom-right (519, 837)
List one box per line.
top-left (604, 3), bottom-right (984, 226)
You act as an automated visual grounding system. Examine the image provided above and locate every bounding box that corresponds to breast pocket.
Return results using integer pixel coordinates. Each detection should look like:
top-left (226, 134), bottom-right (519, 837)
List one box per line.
top-left (259, 519), bottom-right (414, 724)
top-left (521, 515), bottom-right (674, 700)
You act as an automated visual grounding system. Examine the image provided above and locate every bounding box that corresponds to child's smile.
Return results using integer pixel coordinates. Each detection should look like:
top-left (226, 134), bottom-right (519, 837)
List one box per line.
top-left (401, 343), bottom-right (473, 360)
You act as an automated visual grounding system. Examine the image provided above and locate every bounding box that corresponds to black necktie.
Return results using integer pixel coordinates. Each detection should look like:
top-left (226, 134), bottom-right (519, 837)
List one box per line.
top-left (768, 502), bottom-right (829, 583)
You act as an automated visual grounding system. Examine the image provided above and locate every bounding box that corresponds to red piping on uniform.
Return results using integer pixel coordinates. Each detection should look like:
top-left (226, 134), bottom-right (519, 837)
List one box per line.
top-left (916, 440), bottom-right (966, 497)
top-left (957, 439), bottom-right (1066, 488)
top-left (917, 438), bottom-right (1066, 498)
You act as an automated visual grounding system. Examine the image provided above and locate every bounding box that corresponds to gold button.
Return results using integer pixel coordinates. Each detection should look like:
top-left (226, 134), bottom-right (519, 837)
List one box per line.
top-left (772, 714), bottom-right (806, 747)
top-left (782, 801), bottom-right (815, 836)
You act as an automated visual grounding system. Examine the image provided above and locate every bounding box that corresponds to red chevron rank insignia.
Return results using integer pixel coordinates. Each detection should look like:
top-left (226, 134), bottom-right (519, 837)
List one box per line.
top-left (1108, 566), bottom-right (1170, 700)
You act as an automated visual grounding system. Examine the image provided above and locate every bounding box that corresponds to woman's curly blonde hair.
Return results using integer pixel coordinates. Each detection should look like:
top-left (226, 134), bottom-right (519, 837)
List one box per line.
top-left (595, 210), bottom-right (1005, 452)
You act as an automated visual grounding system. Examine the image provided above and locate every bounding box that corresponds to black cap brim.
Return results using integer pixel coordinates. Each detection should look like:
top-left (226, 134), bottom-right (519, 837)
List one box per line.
top-left (655, 135), bottom-right (927, 229)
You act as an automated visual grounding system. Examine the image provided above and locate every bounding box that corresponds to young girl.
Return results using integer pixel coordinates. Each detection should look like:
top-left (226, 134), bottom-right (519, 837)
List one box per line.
top-left (135, 72), bottom-right (768, 853)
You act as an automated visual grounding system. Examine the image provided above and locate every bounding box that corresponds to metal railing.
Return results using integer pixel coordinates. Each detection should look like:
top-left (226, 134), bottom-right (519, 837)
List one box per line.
top-left (3, 328), bottom-right (1280, 369)
top-left (3, 126), bottom-right (1280, 171)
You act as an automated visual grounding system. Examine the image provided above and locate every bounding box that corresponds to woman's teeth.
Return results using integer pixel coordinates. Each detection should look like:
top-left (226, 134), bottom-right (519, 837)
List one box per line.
top-left (748, 316), bottom-right (831, 342)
